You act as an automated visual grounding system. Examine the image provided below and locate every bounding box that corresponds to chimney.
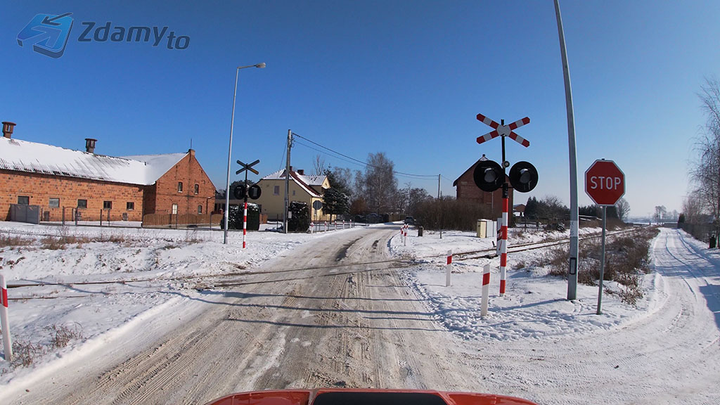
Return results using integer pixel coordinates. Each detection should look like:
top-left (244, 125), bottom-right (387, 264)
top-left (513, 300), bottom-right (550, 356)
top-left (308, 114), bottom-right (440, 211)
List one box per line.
top-left (297, 169), bottom-right (305, 175)
top-left (85, 138), bottom-right (97, 153)
top-left (2, 122), bottom-right (16, 139)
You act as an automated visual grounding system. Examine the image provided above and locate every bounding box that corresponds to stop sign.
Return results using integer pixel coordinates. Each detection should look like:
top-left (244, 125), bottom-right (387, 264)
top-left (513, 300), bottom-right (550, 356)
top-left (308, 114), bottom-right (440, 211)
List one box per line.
top-left (585, 159), bottom-right (625, 205)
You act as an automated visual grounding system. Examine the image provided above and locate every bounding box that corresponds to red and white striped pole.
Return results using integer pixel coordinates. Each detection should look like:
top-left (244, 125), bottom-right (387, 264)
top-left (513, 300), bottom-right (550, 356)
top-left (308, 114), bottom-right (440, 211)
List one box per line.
top-left (481, 264), bottom-right (490, 317)
top-left (242, 202), bottom-right (248, 249)
top-left (446, 250), bottom-right (453, 287)
top-left (1, 274), bottom-right (12, 361)
top-left (403, 225), bottom-right (407, 246)
top-left (499, 192), bottom-right (508, 296)
top-left (310, 222), bottom-right (314, 234)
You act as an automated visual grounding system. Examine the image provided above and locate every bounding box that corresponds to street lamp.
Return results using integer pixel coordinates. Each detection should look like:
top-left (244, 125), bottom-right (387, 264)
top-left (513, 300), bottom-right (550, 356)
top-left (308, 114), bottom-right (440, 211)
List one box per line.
top-left (224, 62), bottom-right (265, 244)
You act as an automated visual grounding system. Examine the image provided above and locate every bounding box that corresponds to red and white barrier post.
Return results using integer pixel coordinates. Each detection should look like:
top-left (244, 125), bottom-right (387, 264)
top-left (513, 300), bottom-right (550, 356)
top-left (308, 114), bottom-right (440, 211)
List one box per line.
top-left (242, 202), bottom-right (248, 249)
top-left (403, 225), bottom-right (408, 246)
top-left (310, 222), bottom-right (314, 234)
top-left (499, 196), bottom-right (508, 296)
top-left (481, 264), bottom-right (490, 317)
top-left (446, 250), bottom-right (453, 287)
top-left (1, 274), bottom-right (12, 362)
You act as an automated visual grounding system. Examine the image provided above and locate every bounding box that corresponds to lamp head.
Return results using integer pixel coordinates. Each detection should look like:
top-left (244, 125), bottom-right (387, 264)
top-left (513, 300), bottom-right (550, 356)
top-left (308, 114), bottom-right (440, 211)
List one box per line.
top-left (256, 63), bottom-right (266, 68)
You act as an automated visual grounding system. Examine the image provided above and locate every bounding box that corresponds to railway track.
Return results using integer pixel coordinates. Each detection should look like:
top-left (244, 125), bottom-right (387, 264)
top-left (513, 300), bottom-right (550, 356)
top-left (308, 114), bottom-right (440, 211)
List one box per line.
top-left (5, 226), bottom-right (651, 300)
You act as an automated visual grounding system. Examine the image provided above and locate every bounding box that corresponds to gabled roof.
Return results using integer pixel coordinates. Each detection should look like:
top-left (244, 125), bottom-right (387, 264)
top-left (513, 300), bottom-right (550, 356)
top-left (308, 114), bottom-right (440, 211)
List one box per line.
top-left (260, 169), bottom-right (325, 198)
top-left (0, 137), bottom-right (188, 186)
top-left (121, 153), bottom-right (187, 184)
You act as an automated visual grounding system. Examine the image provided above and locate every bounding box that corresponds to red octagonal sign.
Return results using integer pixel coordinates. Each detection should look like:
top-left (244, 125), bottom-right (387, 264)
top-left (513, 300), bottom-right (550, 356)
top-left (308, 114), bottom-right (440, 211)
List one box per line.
top-left (585, 159), bottom-right (625, 206)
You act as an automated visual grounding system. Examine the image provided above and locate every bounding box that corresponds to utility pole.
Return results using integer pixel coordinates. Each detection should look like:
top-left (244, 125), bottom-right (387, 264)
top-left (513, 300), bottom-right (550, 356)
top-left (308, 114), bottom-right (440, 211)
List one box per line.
top-left (284, 129), bottom-right (292, 234)
top-left (438, 174), bottom-right (443, 239)
top-left (554, 0), bottom-right (580, 300)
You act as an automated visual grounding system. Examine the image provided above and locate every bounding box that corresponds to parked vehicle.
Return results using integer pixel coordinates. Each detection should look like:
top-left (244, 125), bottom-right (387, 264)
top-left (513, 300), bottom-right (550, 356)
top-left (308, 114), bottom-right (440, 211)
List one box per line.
top-left (404, 216), bottom-right (415, 225)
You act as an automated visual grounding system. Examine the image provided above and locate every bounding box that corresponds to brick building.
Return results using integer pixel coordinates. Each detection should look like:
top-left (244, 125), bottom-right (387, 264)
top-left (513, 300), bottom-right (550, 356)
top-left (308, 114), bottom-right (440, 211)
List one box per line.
top-left (453, 156), bottom-right (514, 219)
top-left (0, 122), bottom-right (215, 223)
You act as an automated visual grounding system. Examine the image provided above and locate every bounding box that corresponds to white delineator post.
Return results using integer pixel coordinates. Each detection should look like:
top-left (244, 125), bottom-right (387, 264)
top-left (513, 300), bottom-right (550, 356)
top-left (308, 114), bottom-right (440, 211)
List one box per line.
top-left (481, 264), bottom-right (490, 317)
top-left (242, 202), bottom-right (248, 249)
top-left (1, 273), bottom-right (12, 361)
top-left (499, 196), bottom-right (508, 296)
top-left (446, 250), bottom-right (453, 287)
top-left (310, 222), bottom-right (314, 234)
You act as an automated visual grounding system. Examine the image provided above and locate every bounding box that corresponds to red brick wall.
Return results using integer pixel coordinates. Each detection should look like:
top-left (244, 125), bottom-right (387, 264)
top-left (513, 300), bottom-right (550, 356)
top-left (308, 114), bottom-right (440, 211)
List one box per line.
top-left (0, 170), bottom-right (144, 222)
top-left (149, 150), bottom-right (215, 216)
top-left (455, 168), bottom-right (514, 219)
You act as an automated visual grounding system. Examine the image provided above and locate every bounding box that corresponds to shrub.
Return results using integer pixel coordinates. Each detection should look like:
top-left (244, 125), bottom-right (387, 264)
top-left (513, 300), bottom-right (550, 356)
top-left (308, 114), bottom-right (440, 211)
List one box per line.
top-left (11, 340), bottom-right (45, 367)
top-left (47, 324), bottom-right (84, 348)
top-left (414, 198), bottom-right (492, 231)
top-left (544, 228), bottom-right (659, 304)
top-left (288, 202), bottom-right (310, 232)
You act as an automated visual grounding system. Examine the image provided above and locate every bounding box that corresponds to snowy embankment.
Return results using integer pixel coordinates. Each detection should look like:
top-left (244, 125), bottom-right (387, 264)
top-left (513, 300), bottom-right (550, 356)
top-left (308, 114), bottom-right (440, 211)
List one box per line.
top-left (0, 222), bottom-right (336, 384)
top-left (388, 227), bottom-right (661, 341)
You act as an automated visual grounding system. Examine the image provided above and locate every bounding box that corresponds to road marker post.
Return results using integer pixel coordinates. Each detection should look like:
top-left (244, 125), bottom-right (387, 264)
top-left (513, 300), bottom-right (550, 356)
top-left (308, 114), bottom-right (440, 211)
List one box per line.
top-left (310, 222), bottom-right (314, 234)
top-left (481, 264), bottom-right (490, 317)
top-left (446, 250), bottom-right (453, 287)
top-left (1, 273), bottom-right (12, 362)
top-left (242, 202), bottom-right (248, 249)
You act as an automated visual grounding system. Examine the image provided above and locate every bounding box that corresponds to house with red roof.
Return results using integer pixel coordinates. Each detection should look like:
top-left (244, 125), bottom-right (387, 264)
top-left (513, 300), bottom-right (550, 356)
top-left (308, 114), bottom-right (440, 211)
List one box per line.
top-left (253, 167), bottom-right (331, 222)
top-left (0, 121), bottom-right (215, 224)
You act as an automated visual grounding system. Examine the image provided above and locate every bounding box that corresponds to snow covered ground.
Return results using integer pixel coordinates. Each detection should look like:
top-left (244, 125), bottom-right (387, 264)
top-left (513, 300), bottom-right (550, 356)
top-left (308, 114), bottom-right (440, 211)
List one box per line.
top-left (1, 221), bottom-right (719, 404)
top-left (389, 227), bottom-right (657, 341)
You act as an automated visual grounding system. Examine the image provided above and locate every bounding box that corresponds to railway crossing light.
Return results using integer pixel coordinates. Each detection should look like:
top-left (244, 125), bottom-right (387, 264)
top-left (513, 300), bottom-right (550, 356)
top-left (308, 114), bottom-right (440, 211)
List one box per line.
top-left (509, 161), bottom-right (538, 193)
top-left (473, 160), bottom-right (504, 192)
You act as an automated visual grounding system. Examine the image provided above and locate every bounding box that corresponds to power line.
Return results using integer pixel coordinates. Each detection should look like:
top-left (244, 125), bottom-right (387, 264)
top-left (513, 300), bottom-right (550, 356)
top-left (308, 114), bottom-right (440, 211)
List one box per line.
top-left (292, 132), bottom-right (439, 179)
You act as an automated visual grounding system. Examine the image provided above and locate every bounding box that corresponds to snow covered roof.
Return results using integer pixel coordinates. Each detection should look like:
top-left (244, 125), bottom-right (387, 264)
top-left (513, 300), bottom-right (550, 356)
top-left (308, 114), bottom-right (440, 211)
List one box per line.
top-left (121, 153), bottom-right (187, 184)
top-left (0, 137), bottom-right (187, 186)
top-left (260, 169), bottom-right (325, 198)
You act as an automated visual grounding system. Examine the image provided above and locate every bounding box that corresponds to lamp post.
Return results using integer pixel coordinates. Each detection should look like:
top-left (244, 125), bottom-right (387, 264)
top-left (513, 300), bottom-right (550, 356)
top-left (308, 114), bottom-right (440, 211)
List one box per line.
top-left (224, 62), bottom-right (265, 244)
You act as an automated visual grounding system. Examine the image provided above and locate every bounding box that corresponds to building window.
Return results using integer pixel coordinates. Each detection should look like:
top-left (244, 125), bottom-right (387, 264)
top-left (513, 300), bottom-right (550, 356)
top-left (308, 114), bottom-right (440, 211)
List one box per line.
top-left (18, 196), bottom-right (30, 205)
top-left (172, 204), bottom-right (178, 215)
top-left (273, 186), bottom-right (280, 195)
top-left (103, 201), bottom-right (112, 210)
top-left (194, 184), bottom-right (199, 194)
top-left (77, 199), bottom-right (87, 209)
top-left (178, 182), bottom-right (183, 193)
top-left (49, 198), bottom-right (60, 208)
top-left (292, 190), bottom-right (296, 196)
top-left (198, 205), bottom-right (203, 214)
top-left (127, 202), bottom-right (135, 210)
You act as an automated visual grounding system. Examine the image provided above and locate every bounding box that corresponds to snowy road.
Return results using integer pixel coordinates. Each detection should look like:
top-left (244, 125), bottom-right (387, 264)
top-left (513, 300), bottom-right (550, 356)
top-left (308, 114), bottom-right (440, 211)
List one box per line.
top-left (453, 227), bottom-right (720, 404)
top-left (2, 227), bottom-right (720, 404)
top-left (3, 225), bottom-right (474, 404)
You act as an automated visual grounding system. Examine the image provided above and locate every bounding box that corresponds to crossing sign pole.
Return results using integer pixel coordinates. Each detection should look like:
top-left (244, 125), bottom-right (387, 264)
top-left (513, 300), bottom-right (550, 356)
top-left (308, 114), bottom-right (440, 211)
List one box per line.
top-left (236, 159), bottom-right (260, 249)
top-left (476, 113), bottom-right (531, 297)
top-left (585, 159), bottom-right (625, 314)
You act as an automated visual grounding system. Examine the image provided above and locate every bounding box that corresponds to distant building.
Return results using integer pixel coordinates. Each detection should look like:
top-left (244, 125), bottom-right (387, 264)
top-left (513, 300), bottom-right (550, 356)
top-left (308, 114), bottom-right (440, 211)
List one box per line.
top-left (253, 167), bottom-right (332, 222)
top-left (453, 157), bottom-right (514, 219)
top-left (0, 121), bottom-right (215, 223)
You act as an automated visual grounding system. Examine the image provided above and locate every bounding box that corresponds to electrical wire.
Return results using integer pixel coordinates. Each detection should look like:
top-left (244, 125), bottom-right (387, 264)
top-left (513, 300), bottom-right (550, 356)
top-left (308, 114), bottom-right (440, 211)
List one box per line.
top-left (292, 132), bottom-right (439, 180)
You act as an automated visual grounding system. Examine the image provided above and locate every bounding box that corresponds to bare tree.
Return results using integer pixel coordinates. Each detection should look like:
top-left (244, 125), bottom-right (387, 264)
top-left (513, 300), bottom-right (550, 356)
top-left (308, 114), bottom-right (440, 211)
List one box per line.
top-left (654, 205), bottom-right (667, 223)
top-left (682, 193), bottom-right (705, 223)
top-left (359, 152), bottom-right (398, 214)
top-left (312, 155), bottom-right (327, 176)
top-left (690, 77), bottom-right (720, 225)
top-left (615, 198), bottom-right (630, 221)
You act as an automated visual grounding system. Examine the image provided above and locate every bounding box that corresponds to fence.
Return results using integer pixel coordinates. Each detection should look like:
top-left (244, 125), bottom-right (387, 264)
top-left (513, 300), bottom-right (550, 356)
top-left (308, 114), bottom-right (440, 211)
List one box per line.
top-left (142, 213), bottom-right (224, 228)
top-left (309, 220), bottom-right (367, 233)
top-left (679, 222), bottom-right (712, 242)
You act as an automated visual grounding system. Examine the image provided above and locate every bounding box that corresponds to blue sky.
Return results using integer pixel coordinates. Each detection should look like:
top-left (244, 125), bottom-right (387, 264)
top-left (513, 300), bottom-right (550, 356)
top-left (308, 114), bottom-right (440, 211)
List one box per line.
top-left (3, 1), bottom-right (720, 218)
